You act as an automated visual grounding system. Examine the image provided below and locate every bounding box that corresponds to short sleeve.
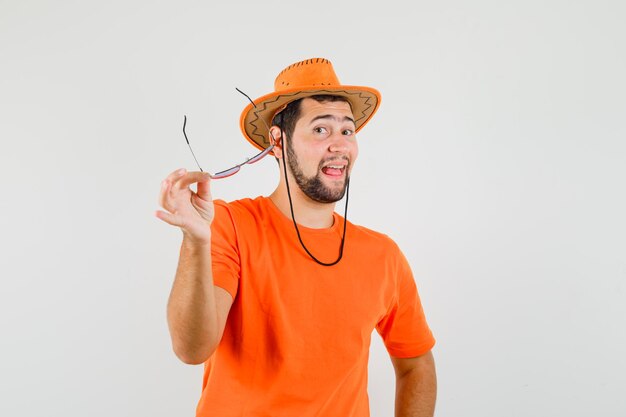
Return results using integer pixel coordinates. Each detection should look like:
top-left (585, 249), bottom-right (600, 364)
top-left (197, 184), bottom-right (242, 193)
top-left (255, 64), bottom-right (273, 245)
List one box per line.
top-left (210, 200), bottom-right (241, 299)
top-left (376, 250), bottom-right (435, 358)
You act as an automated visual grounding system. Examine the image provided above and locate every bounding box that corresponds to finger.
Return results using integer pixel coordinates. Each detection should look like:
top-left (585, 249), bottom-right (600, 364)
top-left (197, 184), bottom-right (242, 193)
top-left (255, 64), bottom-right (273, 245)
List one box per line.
top-left (158, 179), bottom-right (174, 210)
top-left (165, 167), bottom-right (187, 183)
top-left (174, 171), bottom-right (211, 190)
top-left (155, 210), bottom-right (182, 227)
top-left (196, 177), bottom-right (212, 201)
top-left (160, 179), bottom-right (184, 213)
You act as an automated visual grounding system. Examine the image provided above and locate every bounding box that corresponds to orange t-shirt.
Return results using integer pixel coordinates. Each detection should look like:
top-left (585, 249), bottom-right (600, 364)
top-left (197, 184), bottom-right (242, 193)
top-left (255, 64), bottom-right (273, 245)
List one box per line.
top-left (196, 197), bottom-right (435, 417)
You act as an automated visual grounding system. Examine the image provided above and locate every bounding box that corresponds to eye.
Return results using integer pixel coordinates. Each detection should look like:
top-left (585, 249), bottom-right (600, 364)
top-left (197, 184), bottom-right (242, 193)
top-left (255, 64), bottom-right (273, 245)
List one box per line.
top-left (342, 129), bottom-right (354, 136)
top-left (314, 127), bottom-right (328, 134)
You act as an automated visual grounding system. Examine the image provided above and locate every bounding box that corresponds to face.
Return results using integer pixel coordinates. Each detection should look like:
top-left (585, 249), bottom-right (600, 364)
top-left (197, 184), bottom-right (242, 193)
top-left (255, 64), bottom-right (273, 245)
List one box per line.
top-left (281, 98), bottom-right (358, 204)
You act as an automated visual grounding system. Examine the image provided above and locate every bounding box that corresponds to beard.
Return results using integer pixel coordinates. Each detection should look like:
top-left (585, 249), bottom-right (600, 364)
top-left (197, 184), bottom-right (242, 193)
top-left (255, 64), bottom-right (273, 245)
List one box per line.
top-left (286, 140), bottom-right (350, 204)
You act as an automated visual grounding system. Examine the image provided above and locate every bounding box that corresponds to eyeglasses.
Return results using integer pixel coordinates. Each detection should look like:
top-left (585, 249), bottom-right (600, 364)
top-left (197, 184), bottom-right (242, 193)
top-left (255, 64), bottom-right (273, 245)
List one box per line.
top-left (182, 88), bottom-right (275, 179)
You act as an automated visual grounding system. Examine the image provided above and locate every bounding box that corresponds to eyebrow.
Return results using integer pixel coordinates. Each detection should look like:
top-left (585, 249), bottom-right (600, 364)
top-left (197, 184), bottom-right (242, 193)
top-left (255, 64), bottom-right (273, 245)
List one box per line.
top-left (308, 114), bottom-right (356, 126)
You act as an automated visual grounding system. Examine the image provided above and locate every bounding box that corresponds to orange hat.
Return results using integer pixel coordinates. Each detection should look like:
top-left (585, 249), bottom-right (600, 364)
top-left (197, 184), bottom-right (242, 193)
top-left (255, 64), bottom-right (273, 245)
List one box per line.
top-left (240, 58), bottom-right (381, 151)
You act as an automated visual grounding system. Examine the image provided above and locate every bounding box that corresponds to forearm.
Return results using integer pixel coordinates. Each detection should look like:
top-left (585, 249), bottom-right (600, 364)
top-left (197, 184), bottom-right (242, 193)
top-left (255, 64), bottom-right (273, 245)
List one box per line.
top-left (394, 357), bottom-right (437, 417)
top-left (167, 236), bottom-right (219, 364)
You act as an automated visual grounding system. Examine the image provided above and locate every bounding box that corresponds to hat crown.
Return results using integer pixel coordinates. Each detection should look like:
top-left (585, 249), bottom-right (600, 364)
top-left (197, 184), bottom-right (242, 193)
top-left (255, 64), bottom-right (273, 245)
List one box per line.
top-left (274, 58), bottom-right (340, 92)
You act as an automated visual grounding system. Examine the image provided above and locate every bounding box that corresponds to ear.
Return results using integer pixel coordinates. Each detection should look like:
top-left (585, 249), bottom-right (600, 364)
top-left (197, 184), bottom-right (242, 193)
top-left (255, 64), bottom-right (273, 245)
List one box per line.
top-left (269, 126), bottom-right (284, 159)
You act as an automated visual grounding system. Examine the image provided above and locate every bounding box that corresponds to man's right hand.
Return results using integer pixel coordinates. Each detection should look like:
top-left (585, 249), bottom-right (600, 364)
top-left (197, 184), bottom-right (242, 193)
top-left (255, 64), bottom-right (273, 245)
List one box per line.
top-left (158, 168), bottom-right (233, 364)
top-left (156, 168), bottom-right (214, 245)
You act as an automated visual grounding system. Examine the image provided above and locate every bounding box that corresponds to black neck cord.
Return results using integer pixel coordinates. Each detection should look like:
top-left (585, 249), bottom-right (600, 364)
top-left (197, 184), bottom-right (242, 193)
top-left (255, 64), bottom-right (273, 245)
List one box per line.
top-left (281, 127), bottom-right (349, 267)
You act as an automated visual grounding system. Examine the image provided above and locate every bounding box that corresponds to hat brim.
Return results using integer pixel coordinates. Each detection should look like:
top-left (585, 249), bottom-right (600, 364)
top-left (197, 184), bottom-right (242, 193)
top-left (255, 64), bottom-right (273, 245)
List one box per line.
top-left (240, 86), bottom-right (381, 152)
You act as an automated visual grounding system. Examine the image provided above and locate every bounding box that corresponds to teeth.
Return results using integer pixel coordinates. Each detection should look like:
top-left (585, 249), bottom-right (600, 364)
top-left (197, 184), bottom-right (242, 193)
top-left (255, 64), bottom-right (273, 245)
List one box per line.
top-left (327, 165), bottom-right (344, 169)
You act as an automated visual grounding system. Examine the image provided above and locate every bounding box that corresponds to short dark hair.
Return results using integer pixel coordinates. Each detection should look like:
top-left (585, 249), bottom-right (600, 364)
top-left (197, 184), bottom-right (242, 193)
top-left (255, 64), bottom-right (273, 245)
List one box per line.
top-left (271, 95), bottom-right (351, 141)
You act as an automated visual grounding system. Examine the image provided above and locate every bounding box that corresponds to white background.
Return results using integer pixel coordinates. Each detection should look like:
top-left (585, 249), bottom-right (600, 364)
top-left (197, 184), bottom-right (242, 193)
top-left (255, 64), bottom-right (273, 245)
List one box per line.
top-left (1, 1), bottom-right (625, 416)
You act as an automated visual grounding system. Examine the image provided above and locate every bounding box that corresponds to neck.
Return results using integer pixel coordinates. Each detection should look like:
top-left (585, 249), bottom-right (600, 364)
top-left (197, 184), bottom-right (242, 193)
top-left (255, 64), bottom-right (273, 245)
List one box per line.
top-left (269, 179), bottom-right (336, 229)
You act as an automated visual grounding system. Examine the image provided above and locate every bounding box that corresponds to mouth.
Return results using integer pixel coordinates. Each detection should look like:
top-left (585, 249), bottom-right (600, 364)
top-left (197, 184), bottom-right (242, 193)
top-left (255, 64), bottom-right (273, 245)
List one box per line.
top-left (320, 163), bottom-right (348, 178)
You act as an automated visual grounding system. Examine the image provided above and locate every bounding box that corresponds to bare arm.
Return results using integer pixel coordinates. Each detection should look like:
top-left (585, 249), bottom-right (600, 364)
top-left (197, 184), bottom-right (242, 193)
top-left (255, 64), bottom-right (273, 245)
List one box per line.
top-left (391, 351), bottom-right (437, 417)
top-left (156, 168), bottom-right (234, 364)
top-left (166, 239), bottom-right (233, 364)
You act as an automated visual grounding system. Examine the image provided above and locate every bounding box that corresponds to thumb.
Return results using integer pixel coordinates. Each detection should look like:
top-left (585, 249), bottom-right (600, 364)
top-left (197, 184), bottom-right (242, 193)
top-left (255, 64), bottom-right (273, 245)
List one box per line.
top-left (196, 173), bottom-right (212, 201)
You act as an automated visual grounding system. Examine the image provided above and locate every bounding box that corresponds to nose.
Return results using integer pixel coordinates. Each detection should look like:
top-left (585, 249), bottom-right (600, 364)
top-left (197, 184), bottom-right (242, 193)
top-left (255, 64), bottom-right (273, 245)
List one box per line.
top-left (328, 131), bottom-right (352, 154)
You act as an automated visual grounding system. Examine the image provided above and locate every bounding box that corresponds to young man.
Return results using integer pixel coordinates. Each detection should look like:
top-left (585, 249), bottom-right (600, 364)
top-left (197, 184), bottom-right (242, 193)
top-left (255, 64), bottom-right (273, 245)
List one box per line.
top-left (157, 58), bottom-right (436, 416)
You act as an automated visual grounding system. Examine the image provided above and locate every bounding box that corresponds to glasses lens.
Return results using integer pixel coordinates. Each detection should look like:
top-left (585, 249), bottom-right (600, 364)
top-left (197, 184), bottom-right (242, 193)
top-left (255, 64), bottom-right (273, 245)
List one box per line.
top-left (246, 145), bottom-right (274, 164)
top-left (212, 166), bottom-right (241, 179)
